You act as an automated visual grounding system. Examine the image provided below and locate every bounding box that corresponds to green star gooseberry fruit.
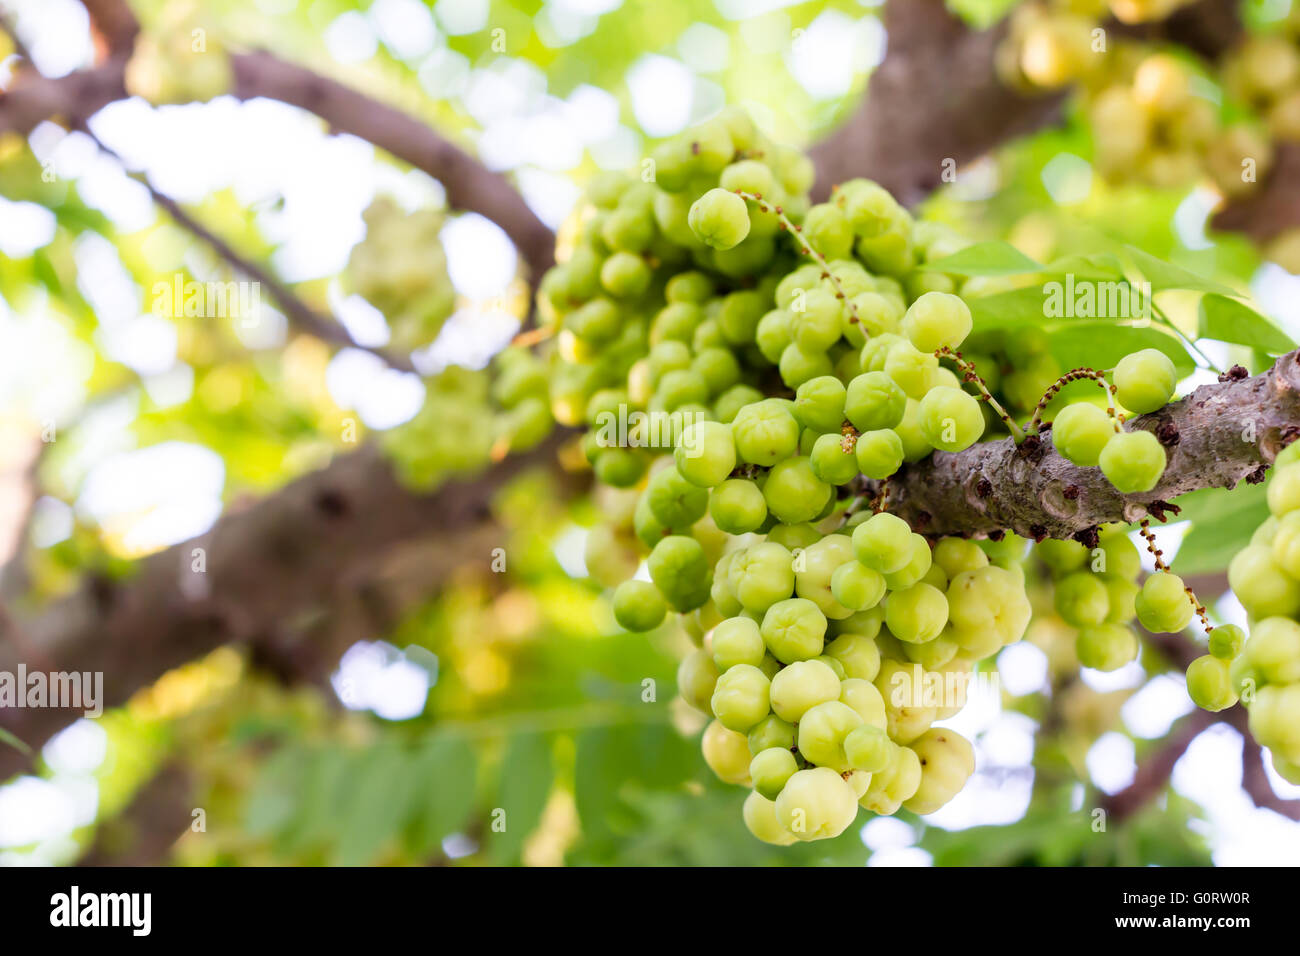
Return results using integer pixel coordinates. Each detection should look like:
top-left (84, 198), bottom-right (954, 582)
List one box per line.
top-left (612, 579), bottom-right (668, 632)
top-left (917, 385), bottom-right (984, 453)
top-left (688, 188), bottom-right (751, 250)
top-left (901, 291), bottom-right (972, 353)
top-left (1099, 429), bottom-right (1166, 493)
top-left (1113, 348), bottom-right (1177, 414)
top-left (1051, 402), bottom-right (1114, 467)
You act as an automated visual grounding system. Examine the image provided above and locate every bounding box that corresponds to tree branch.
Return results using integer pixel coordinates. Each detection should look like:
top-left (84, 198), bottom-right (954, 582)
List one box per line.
top-left (0, 430), bottom-right (580, 781)
top-left (0, 43), bottom-right (554, 286)
top-left (875, 352), bottom-right (1300, 540)
top-left (1098, 707), bottom-right (1217, 824)
top-left (228, 51), bottom-right (555, 287)
top-left (809, 0), bottom-right (1065, 206)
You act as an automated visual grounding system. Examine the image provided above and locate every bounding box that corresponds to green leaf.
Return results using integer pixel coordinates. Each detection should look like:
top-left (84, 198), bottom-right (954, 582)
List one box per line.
top-left (409, 734), bottom-right (477, 857)
top-left (1045, 324), bottom-right (1195, 378)
top-left (333, 743), bottom-right (419, 866)
top-left (1168, 484), bottom-right (1269, 576)
top-left (488, 732), bottom-right (554, 864)
top-left (968, 286), bottom-right (1054, 330)
top-left (1124, 246), bottom-right (1240, 297)
top-left (0, 727), bottom-right (31, 755)
top-left (921, 241), bottom-right (1043, 277)
top-left (1198, 294), bottom-right (1294, 353)
top-left (1040, 252), bottom-right (1126, 282)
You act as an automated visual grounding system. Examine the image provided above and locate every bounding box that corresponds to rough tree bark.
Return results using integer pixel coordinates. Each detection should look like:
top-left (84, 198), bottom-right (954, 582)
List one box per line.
top-left (879, 352), bottom-right (1300, 540)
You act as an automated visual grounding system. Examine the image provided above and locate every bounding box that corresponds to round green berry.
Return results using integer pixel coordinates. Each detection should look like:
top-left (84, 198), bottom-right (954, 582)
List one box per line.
top-left (854, 428), bottom-right (905, 480)
top-left (844, 372), bottom-right (907, 432)
top-left (1186, 654), bottom-right (1238, 711)
top-left (852, 512), bottom-right (914, 574)
top-left (1208, 623), bottom-right (1245, 661)
top-left (810, 433), bottom-right (859, 486)
top-left (830, 561), bottom-right (887, 611)
top-left (732, 399), bottom-right (800, 465)
top-left (794, 376), bottom-right (848, 434)
top-left (763, 456), bottom-right (832, 524)
top-left (709, 478), bottom-right (768, 534)
top-left (647, 535), bottom-right (712, 612)
top-left (761, 597), bottom-right (828, 664)
top-left (750, 747), bottom-right (799, 801)
top-left (711, 616), bottom-right (767, 671)
top-left (1055, 572), bottom-right (1110, 627)
top-left (885, 582), bottom-right (949, 644)
top-left (1076, 623), bottom-right (1139, 671)
top-left (1051, 402), bottom-right (1114, 467)
top-left (918, 385), bottom-right (984, 453)
top-left (710, 663), bottom-right (771, 732)
top-left (675, 420), bottom-right (736, 488)
top-left (1098, 429), bottom-right (1166, 493)
top-left (769, 658), bottom-right (841, 722)
top-left (1114, 348), bottom-right (1177, 414)
top-left (612, 579), bottom-right (668, 632)
top-left (901, 291), bottom-right (972, 353)
top-left (688, 188), bottom-right (750, 250)
top-left (1134, 572), bottom-right (1193, 634)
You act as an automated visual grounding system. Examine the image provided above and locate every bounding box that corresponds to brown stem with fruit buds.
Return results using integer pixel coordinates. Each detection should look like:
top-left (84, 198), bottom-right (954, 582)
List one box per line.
top-left (871, 352), bottom-right (1300, 541)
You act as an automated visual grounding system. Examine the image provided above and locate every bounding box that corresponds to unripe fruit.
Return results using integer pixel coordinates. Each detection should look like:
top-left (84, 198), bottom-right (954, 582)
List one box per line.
top-left (1076, 623), bottom-right (1139, 672)
top-left (852, 512), bottom-right (914, 573)
top-left (770, 658), bottom-right (842, 722)
top-left (797, 700), bottom-right (865, 772)
top-left (761, 597), bottom-right (828, 664)
top-left (612, 579), bottom-right (667, 632)
top-left (688, 188), bottom-right (750, 250)
top-left (854, 428), bottom-right (905, 479)
top-left (904, 728), bottom-right (975, 815)
top-left (749, 747), bottom-right (799, 801)
top-left (1134, 572), bottom-right (1193, 634)
top-left (901, 291), bottom-right (972, 353)
top-left (1114, 349), bottom-right (1176, 413)
top-left (1209, 624), bottom-right (1245, 661)
top-left (824, 633), bottom-right (882, 681)
top-left (711, 616), bottom-right (767, 671)
top-left (1099, 429), bottom-right (1166, 493)
top-left (702, 719), bottom-right (753, 784)
top-left (742, 790), bottom-right (798, 845)
top-left (675, 420), bottom-right (736, 488)
top-left (1244, 617), bottom-right (1300, 684)
top-left (1186, 655), bottom-right (1238, 712)
top-left (678, 649), bottom-right (720, 712)
top-left (710, 663), bottom-right (772, 732)
top-left (775, 767), bottom-right (858, 841)
top-left (918, 385), bottom-right (985, 453)
top-left (1051, 402), bottom-right (1114, 467)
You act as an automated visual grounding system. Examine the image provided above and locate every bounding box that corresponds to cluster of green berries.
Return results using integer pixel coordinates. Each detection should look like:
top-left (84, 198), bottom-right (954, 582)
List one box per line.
top-left (1037, 527), bottom-right (1147, 672)
top-left (344, 197), bottom-right (457, 351)
top-left (1048, 348), bottom-right (1176, 493)
top-left (1216, 444), bottom-right (1300, 785)
top-left (381, 352), bottom-right (553, 489)
top-left (661, 520), bottom-right (1032, 843)
top-left (533, 109), bottom-right (1207, 843)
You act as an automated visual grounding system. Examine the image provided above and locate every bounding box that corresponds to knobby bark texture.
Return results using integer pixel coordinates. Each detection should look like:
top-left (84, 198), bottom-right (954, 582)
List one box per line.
top-left (877, 352), bottom-right (1300, 540)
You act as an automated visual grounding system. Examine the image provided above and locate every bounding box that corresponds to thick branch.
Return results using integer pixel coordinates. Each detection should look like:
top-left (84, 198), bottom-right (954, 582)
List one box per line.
top-left (228, 51), bottom-right (554, 285)
top-left (809, 0), bottom-right (1064, 206)
top-left (809, 0), bottom-right (1241, 207)
top-left (878, 352), bottom-right (1300, 540)
top-left (0, 431), bottom-right (578, 781)
top-left (0, 47), bottom-right (554, 285)
top-left (1098, 707), bottom-right (1217, 823)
